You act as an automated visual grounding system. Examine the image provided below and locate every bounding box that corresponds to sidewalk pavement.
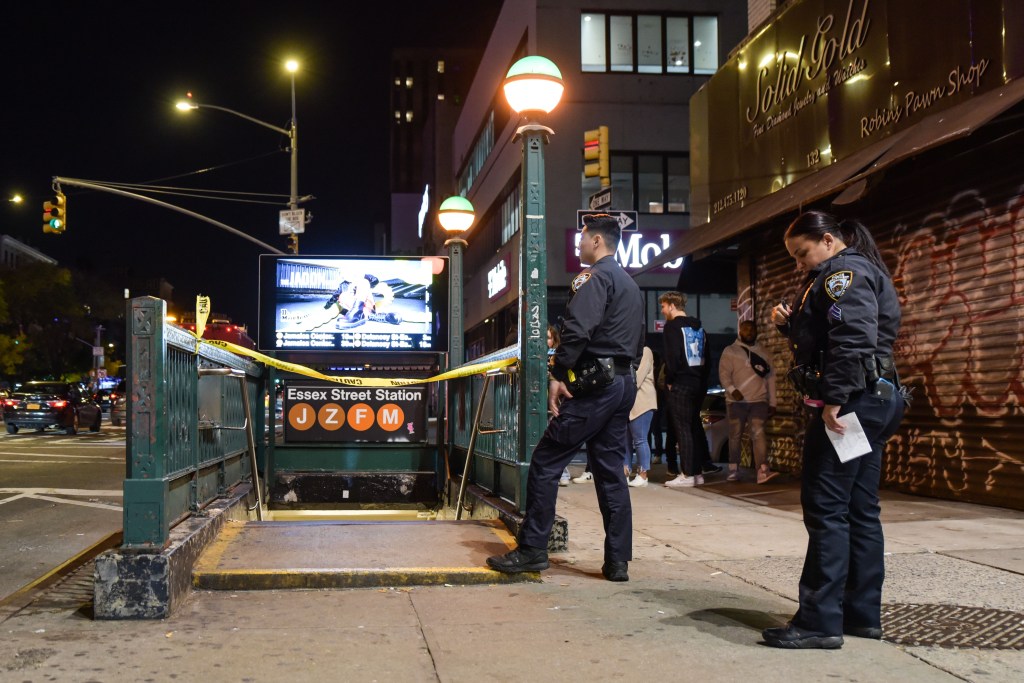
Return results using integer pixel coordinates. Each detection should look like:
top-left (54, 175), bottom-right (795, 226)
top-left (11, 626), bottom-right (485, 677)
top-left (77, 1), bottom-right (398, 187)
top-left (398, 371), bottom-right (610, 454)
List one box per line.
top-left (1, 465), bottom-right (1023, 682)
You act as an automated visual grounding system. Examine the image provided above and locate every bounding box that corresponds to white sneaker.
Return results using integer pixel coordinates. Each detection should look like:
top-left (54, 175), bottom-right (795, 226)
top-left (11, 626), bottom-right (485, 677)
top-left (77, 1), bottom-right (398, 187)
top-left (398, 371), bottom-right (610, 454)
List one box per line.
top-left (572, 471), bottom-right (594, 484)
top-left (559, 469), bottom-right (571, 487)
top-left (695, 474), bottom-right (704, 486)
top-left (628, 474), bottom-right (648, 488)
top-left (665, 474), bottom-right (696, 487)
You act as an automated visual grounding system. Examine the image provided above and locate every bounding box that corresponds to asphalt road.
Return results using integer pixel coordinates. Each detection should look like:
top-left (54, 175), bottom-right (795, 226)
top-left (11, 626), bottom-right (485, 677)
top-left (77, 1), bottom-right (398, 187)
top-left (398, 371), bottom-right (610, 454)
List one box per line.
top-left (0, 420), bottom-right (125, 601)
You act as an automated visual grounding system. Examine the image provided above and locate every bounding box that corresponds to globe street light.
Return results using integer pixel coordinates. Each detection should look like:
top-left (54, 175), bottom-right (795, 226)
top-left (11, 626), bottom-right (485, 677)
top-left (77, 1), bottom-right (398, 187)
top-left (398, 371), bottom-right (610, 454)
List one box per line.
top-left (438, 196), bottom-right (475, 368)
top-left (175, 58), bottom-right (302, 252)
top-left (503, 55), bottom-right (564, 466)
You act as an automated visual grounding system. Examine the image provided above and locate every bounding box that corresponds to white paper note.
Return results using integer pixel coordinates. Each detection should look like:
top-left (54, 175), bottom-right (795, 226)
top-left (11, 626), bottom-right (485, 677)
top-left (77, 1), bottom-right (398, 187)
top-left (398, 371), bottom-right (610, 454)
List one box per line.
top-left (826, 412), bottom-right (873, 463)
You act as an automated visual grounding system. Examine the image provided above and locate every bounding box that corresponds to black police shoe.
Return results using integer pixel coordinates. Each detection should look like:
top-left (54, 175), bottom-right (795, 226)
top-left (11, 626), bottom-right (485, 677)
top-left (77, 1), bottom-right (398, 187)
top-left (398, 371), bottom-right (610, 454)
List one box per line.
top-left (486, 546), bottom-right (549, 573)
top-left (601, 561), bottom-right (629, 582)
top-left (844, 625), bottom-right (883, 639)
top-left (701, 462), bottom-right (723, 474)
top-left (762, 623), bottom-right (843, 649)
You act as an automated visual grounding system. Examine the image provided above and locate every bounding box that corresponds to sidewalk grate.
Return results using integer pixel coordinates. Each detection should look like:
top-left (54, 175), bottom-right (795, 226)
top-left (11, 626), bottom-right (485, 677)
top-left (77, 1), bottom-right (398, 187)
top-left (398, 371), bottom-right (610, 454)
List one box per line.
top-left (15, 562), bottom-right (95, 618)
top-left (882, 603), bottom-right (1024, 649)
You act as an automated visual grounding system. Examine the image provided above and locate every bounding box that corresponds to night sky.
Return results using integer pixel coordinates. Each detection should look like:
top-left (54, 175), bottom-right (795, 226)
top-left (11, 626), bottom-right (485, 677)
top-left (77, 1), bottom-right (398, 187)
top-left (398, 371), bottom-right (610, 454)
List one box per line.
top-left (1, 1), bottom-right (500, 328)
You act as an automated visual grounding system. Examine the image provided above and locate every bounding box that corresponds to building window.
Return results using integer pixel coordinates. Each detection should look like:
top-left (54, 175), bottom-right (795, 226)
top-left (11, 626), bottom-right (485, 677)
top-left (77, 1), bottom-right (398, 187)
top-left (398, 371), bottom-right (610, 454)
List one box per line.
top-left (609, 15), bottom-right (633, 72)
top-left (582, 152), bottom-right (689, 214)
top-left (394, 77), bottom-right (402, 86)
top-left (457, 110), bottom-right (495, 196)
top-left (437, 93), bottom-right (445, 101)
top-left (580, 12), bottom-right (719, 75)
top-left (405, 110), bottom-right (414, 123)
top-left (581, 14), bottom-right (606, 72)
top-left (405, 76), bottom-right (414, 88)
top-left (500, 181), bottom-right (521, 245)
top-left (394, 110), bottom-right (401, 121)
top-left (437, 60), bottom-right (445, 74)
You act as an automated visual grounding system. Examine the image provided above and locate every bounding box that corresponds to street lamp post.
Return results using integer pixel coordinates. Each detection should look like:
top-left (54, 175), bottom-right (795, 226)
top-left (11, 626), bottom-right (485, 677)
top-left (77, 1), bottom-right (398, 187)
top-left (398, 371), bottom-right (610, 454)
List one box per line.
top-left (502, 56), bottom-right (564, 473)
top-left (176, 58), bottom-right (302, 252)
top-left (437, 196), bottom-right (475, 369)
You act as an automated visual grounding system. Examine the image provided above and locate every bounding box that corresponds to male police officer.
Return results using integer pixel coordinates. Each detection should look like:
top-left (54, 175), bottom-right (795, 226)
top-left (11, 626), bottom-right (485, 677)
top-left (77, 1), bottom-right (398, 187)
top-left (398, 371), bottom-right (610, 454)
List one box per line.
top-left (487, 214), bottom-right (644, 581)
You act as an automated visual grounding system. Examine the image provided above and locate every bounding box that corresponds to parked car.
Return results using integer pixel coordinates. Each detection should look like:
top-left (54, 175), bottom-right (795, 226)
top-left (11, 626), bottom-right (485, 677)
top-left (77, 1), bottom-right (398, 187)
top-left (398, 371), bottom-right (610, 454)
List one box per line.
top-left (2, 381), bottom-right (102, 435)
top-left (110, 380), bottom-right (127, 427)
top-left (700, 386), bottom-right (752, 465)
top-left (92, 388), bottom-right (114, 413)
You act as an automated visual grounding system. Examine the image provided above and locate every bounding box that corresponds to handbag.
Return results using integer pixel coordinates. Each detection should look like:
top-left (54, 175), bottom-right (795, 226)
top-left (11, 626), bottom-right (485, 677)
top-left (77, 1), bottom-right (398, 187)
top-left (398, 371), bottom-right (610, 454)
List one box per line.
top-left (745, 347), bottom-right (771, 378)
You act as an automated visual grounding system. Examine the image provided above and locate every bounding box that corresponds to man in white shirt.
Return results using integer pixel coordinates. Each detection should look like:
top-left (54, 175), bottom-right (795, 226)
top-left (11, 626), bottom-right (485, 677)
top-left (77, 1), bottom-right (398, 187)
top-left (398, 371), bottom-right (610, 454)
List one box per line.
top-left (719, 320), bottom-right (779, 484)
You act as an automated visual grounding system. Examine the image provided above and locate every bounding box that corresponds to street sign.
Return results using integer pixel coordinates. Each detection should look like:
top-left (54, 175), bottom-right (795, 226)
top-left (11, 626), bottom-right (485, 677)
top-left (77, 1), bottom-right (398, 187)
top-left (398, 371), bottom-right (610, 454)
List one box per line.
top-left (576, 210), bottom-right (638, 232)
top-left (279, 209), bottom-right (306, 235)
top-left (588, 189), bottom-right (612, 211)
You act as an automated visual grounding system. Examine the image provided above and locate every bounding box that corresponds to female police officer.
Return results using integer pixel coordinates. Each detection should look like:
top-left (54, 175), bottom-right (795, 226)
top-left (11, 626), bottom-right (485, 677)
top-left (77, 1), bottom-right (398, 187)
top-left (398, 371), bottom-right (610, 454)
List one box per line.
top-left (763, 211), bottom-right (904, 649)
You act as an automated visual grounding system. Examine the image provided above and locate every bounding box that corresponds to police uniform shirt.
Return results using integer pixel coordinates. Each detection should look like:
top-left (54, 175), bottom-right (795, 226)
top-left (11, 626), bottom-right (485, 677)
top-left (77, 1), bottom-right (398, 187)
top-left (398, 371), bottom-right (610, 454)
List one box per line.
top-left (551, 255), bottom-right (644, 383)
top-left (786, 248), bottom-right (901, 405)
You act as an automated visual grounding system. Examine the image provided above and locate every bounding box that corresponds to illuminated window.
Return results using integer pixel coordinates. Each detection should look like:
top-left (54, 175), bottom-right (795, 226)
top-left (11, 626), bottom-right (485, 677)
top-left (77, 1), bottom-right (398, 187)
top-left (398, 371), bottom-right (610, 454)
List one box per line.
top-left (394, 77), bottom-right (401, 86)
top-left (405, 76), bottom-right (414, 88)
top-left (437, 60), bottom-right (445, 73)
top-left (581, 152), bottom-right (690, 214)
top-left (437, 93), bottom-right (445, 101)
top-left (580, 12), bottom-right (718, 75)
top-left (405, 110), bottom-right (414, 122)
top-left (394, 110), bottom-right (401, 121)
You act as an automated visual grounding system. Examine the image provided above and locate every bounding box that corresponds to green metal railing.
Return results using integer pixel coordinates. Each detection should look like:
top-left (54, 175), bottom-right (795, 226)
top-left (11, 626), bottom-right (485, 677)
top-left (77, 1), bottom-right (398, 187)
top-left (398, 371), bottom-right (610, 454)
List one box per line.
top-left (123, 297), bottom-right (265, 548)
top-left (449, 346), bottom-right (528, 511)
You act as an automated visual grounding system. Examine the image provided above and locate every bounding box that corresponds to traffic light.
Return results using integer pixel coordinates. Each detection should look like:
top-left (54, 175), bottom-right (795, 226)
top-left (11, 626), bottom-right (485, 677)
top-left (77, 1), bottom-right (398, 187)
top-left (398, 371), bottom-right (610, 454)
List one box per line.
top-left (583, 125), bottom-right (610, 188)
top-left (42, 192), bottom-right (66, 234)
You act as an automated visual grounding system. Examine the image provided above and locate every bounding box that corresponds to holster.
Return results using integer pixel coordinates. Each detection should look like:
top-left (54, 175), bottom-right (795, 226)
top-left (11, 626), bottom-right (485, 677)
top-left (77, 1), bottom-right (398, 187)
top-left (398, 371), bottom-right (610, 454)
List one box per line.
top-left (566, 357), bottom-right (615, 396)
top-left (787, 363), bottom-right (822, 401)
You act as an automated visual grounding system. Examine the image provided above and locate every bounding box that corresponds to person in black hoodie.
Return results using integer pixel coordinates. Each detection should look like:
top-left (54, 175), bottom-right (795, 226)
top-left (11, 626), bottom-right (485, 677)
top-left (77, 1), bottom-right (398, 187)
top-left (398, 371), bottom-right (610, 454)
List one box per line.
top-left (659, 291), bottom-right (712, 487)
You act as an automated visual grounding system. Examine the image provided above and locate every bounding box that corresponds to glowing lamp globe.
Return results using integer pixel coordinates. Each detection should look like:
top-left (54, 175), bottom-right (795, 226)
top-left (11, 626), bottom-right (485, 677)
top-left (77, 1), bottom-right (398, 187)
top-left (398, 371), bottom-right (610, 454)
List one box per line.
top-left (438, 196), bottom-right (475, 234)
top-left (503, 56), bottom-right (564, 114)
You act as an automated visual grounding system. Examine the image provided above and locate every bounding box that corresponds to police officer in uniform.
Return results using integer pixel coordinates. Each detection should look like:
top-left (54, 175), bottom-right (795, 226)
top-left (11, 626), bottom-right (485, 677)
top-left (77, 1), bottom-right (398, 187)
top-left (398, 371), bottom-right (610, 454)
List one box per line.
top-left (763, 211), bottom-right (905, 649)
top-left (488, 214), bottom-right (645, 581)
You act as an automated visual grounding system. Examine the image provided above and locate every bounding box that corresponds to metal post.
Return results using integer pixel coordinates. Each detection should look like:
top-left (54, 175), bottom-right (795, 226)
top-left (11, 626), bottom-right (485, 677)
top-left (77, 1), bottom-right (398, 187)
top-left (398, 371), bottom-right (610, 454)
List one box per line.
top-left (288, 71), bottom-right (299, 254)
top-left (446, 238), bottom-right (467, 369)
top-left (517, 125), bottom-right (549, 506)
top-left (94, 324), bottom-right (105, 390)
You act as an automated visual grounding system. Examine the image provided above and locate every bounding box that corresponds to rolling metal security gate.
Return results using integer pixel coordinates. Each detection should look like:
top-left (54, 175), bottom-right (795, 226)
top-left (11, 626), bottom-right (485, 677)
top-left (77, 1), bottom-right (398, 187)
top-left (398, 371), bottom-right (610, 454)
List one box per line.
top-left (747, 122), bottom-right (1024, 510)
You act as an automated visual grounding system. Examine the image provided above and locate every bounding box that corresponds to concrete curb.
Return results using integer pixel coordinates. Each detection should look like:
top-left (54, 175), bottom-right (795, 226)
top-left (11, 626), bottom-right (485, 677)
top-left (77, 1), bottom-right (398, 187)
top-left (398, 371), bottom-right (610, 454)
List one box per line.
top-left (93, 483), bottom-right (252, 619)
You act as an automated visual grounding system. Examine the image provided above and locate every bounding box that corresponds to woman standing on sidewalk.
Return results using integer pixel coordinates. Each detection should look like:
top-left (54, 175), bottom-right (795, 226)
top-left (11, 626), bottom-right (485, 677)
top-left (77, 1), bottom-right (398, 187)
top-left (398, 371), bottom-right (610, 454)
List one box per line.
top-left (626, 346), bottom-right (657, 487)
top-left (763, 211), bottom-right (904, 650)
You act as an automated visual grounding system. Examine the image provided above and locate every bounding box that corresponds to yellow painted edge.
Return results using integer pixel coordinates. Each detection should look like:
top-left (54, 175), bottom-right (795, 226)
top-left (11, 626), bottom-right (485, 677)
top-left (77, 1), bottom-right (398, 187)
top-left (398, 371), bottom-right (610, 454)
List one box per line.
top-left (192, 520), bottom-right (245, 573)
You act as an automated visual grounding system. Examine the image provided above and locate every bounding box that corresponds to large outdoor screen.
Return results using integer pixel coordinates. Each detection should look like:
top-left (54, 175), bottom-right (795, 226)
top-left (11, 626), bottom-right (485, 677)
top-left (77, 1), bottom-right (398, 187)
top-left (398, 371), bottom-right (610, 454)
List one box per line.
top-left (258, 255), bottom-right (448, 353)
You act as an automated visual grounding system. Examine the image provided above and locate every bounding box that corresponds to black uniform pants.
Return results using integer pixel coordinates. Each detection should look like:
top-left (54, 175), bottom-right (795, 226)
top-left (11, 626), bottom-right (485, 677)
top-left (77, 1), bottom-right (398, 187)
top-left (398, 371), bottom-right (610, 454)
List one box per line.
top-left (793, 390), bottom-right (904, 635)
top-left (519, 374), bottom-right (636, 561)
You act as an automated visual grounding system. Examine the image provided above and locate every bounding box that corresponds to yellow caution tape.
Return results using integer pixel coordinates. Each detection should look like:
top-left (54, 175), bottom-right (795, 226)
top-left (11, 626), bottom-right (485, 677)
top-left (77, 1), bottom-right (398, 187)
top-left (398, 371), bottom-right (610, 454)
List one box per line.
top-left (200, 338), bottom-right (516, 387)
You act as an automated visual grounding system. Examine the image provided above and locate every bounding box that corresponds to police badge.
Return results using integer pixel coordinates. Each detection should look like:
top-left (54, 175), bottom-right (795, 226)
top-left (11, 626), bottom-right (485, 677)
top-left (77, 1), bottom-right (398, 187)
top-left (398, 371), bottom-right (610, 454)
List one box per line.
top-left (571, 272), bottom-right (592, 292)
top-left (824, 270), bottom-right (853, 300)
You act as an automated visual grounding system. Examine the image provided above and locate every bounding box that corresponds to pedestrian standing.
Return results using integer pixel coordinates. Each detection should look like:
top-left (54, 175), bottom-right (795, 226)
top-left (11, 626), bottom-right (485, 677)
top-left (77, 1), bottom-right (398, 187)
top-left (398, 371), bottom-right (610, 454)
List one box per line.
top-left (762, 210), bottom-right (905, 649)
top-left (660, 292), bottom-right (712, 488)
top-left (719, 320), bottom-right (779, 483)
top-left (488, 214), bottom-right (644, 582)
top-left (626, 346), bottom-right (656, 487)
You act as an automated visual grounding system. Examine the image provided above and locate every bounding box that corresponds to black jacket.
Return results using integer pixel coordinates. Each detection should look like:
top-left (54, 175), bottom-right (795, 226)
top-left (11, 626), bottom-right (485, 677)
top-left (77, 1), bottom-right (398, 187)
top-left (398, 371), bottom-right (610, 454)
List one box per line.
top-left (779, 248), bottom-right (901, 405)
top-left (663, 315), bottom-right (709, 390)
top-left (552, 255), bottom-right (644, 382)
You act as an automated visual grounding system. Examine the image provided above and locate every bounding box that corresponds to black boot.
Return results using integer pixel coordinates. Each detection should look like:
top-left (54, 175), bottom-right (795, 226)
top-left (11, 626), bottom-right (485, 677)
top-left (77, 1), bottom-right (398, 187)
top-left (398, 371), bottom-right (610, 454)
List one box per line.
top-left (601, 561), bottom-right (629, 582)
top-left (487, 546), bottom-right (549, 573)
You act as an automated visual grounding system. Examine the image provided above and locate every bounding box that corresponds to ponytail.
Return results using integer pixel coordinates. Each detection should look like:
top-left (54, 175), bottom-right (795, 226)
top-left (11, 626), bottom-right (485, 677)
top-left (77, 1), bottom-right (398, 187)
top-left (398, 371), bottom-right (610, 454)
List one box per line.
top-left (837, 219), bottom-right (890, 277)
top-left (786, 211), bottom-right (890, 277)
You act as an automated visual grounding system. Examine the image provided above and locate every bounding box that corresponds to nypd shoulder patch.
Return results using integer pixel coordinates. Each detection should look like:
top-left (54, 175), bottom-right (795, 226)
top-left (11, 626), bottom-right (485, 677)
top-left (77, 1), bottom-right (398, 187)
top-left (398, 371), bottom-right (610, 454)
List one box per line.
top-left (824, 270), bottom-right (853, 300)
top-left (571, 272), bottom-right (592, 292)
